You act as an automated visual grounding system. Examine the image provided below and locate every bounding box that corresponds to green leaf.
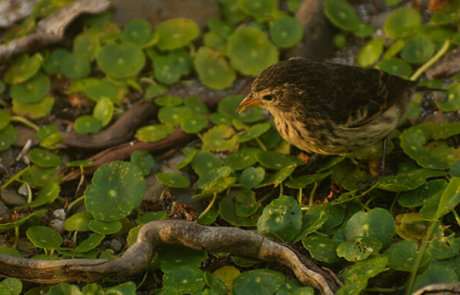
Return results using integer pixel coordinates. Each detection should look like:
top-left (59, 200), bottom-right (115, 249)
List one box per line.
top-left (59, 51), bottom-right (91, 80)
top-left (238, 122), bottom-right (271, 142)
top-left (3, 53), bottom-right (42, 84)
top-left (184, 97), bottom-right (209, 114)
top-left (400, 122), bottom-right (460, 169)
top-left (130, 150), bottom-right (155, 176)
top-left (237, 0), bottom-right (277, 19)
top-left (435, 83), bottom-right (460, 112)
top-left (92, 97), bottom-right (114, 126)
top-left (84, 161), bottom-right (146, 221)
top-left (377, 169), bottom-right (428, 192)
top-left (302, 235), bottom-right (340, 263)
top-left (0, 110), bottom-right (11, 130)
top-left (191, 151), bottom-right (222, 175)
top-left (28, 148), bottom-right (62, 168)
top-left (257, 196), bottom-right (302, 242)
top-left (357, 38), bottom-right (385, 67)
top-left (341, 256), bottom-right (388, 286)
top-left (202, 125), bottom-right (238, 153)
top-left (12, 96), bottom-right (55, 120)
top-left (74, 115), bottom-right (102, 134)
top-left (384, 7), bottom-right (421, 39)
top-left (74, 234), bottom-right (105, 252)
top-left (232, 269), bottom-right (288, 294)
top-left (240, 167), bottom-right (265, 189)
top-left (398, 179), bottom-right (447, 207)
top-left (436, 177), bottom-right (460, 218)
top-left (158, 106), bottom-right (193, 126)
top-left (10, 72), bottom-right (50, 103)
top-left (19, 181), bottom-right (60, 209)
top-left (26, 226), bottom-right (62, 250)
top-left (324, 0), bottom-right (362, 32)
top-left (194, 47), bottom-right (236, 90)
top-left (64, 211), bottom-right (92, 232)
top-left (257, 151), bottom-right (300, 170)
top-left (401, 35), bottom-right (435, 64)
top-left (0, 278), bottom-right (22, 295)
top-left (270, 16), bottom-right (303, 48)
top-left (121, 19), bottom-right (153, 45)
top-left (224, 148), bottom-right (260, 170)
top-left (88, 219), bottom-right (122, 234)
top-left (97, 43), bottom-right (146, 78)
top-left (0, 124), bottom-right (17, 152)
top-left (155, 18), bottom-right (200, 50)
top-left (234, 190), bottom-right (260, 217)
top-left (337, 237), bottom-right (383, 262)
top-left (376, 57), bottom-right (412, 78)
top-left (228, 26), bottom-right (278, 76)
top-left (155, 96), bottom-right (183, 107)
top-left (208, 18), bottom-right (234, 39)
top-left (180, 114), bottom-right (208, 134)
top-left (156, 172), bottom-right (190, 188)
top-left (384, 240), bottom-right (420, 271)
top-left (411, 264), bottom-right (459, 294)
top-left (135, 124), bottom-right (175, 142)
top-left (219, 194), bottom-right (260, 227)
top-left (345, 208), bottom-right (395, 245)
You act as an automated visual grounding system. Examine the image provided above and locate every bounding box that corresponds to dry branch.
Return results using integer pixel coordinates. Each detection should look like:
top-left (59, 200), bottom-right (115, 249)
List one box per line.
top-left (0, 0), bottom-right (111, 63)
top-left (0, 220), bottom-right (341, 295)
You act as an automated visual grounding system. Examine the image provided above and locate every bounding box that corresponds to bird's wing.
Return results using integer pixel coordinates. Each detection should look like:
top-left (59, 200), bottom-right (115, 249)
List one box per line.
top-left (305, 62), bottom-right (416, 128)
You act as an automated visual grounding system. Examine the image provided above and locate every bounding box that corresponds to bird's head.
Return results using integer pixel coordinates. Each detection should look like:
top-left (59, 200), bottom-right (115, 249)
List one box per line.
top-left (236, 59), bottom-right (306, 114)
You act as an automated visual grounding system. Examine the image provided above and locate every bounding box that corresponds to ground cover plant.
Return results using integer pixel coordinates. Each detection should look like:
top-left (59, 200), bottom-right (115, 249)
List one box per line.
top-left (0, 0), bottom-right (459, 294)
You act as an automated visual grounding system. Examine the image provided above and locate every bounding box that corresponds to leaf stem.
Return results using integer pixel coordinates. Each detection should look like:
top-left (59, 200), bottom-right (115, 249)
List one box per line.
top-left (198, 192), bottom-right (217, 220)
top-left (11, 116), bottom-right (40, 131)
top-left (405, 220), bottom-right (437, 295)
top-left (410, 40), bottom-right (450, 81)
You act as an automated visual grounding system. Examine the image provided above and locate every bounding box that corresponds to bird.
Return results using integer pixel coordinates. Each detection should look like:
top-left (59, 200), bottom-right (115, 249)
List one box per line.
top-left (236, 58), bottom-right (417, 160)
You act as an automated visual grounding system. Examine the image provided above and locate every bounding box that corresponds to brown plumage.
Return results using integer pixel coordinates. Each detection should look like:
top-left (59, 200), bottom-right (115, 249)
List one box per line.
top-left (237, 58), bottom-right (416, 156)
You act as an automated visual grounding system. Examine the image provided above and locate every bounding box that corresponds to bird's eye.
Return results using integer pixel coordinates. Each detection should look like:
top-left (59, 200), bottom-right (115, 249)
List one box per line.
top-left (263, 94), bottom-right (273, 101)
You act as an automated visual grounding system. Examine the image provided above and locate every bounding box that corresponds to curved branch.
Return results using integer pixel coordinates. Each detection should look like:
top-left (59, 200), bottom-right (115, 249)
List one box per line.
top-left (59, 100), bottom-right (157, 149)
top-left (0, 220), bottom-right (340, 295)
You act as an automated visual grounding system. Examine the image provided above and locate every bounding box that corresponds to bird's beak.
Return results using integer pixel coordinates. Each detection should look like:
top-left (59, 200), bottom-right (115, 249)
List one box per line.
top-left (236, 93), bottom-right (261, 113)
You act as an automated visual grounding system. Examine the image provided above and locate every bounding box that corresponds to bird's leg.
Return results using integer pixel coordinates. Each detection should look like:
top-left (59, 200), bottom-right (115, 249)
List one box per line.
top-left (379, 136), bottom-right (388, 178)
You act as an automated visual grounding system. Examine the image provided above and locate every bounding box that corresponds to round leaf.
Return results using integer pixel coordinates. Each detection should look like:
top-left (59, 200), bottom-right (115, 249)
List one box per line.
top-left (59, 52), bottom-right (91, 80)
top-left (122, 19), bottom-right (153, 45)
top-left (156, 172), bottom-right (190, 188)
top-left (345, 208), bottom-right (395, 245)
top-left (240, 167), bottom-right (265, 188)
top-left (3, 53), bottom-right (42, 84)
top-left (324, 0), bottom-right (361, 31)
top-left (155, 18), bottom-right (200, 51)
top-left (74, 115), bottom-right (102, 134)
top-left (257, 195), bottom-right (302, 242)
top-left (84, 161), bottom-right (146, 221)
top-left (270, 16), bottom-right (303, 48)
top-left (376, 57), bottom-right (412, 78)
top-left (26, 226), bottom-right (62, 250)
top-left (10, 72), bottom-right (50, 103)
top-left (237, 0), bottom-right (277, 19)
top-left (194, 47), bottom-right (236, 90)
top-left (384, 7), bottom-right (421, 39)
top-left (135, 124), bottom-right (175, 142)
top-left (88, 219), bottom-right (122, 234)
top-left (180, 114), bottom-right (208, 134)
top-left (357, 38), bottom-right (385, 67)
top-left (28, 148), bottom-right (62, 168)
top-left (228, 26), bottom-right (278, 76)
top-left (401, 35), bottom-right (435, 64)
top-left (97, 43), bottom-right (146, 78)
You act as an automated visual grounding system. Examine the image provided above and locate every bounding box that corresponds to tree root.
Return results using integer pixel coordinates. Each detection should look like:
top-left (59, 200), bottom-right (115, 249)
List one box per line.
top-left (61, 127), bottom-right (191, 181)
top-left (59, 100), bottom-right (157, 149)
top-left (0, 220), bottom-right (341, 295)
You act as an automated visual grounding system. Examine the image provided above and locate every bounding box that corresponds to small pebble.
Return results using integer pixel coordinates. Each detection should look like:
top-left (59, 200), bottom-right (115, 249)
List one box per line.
top-left (1, 187), bottom-right (26, 206)
top-left (53, 209), bottom-right (66, 221)
top-left (50, 219), bottom-right (64, 233)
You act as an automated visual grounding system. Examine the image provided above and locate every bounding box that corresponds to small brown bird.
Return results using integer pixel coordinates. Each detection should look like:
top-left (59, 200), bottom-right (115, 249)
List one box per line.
top-left (237, 58), bottom-right (416, 157)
